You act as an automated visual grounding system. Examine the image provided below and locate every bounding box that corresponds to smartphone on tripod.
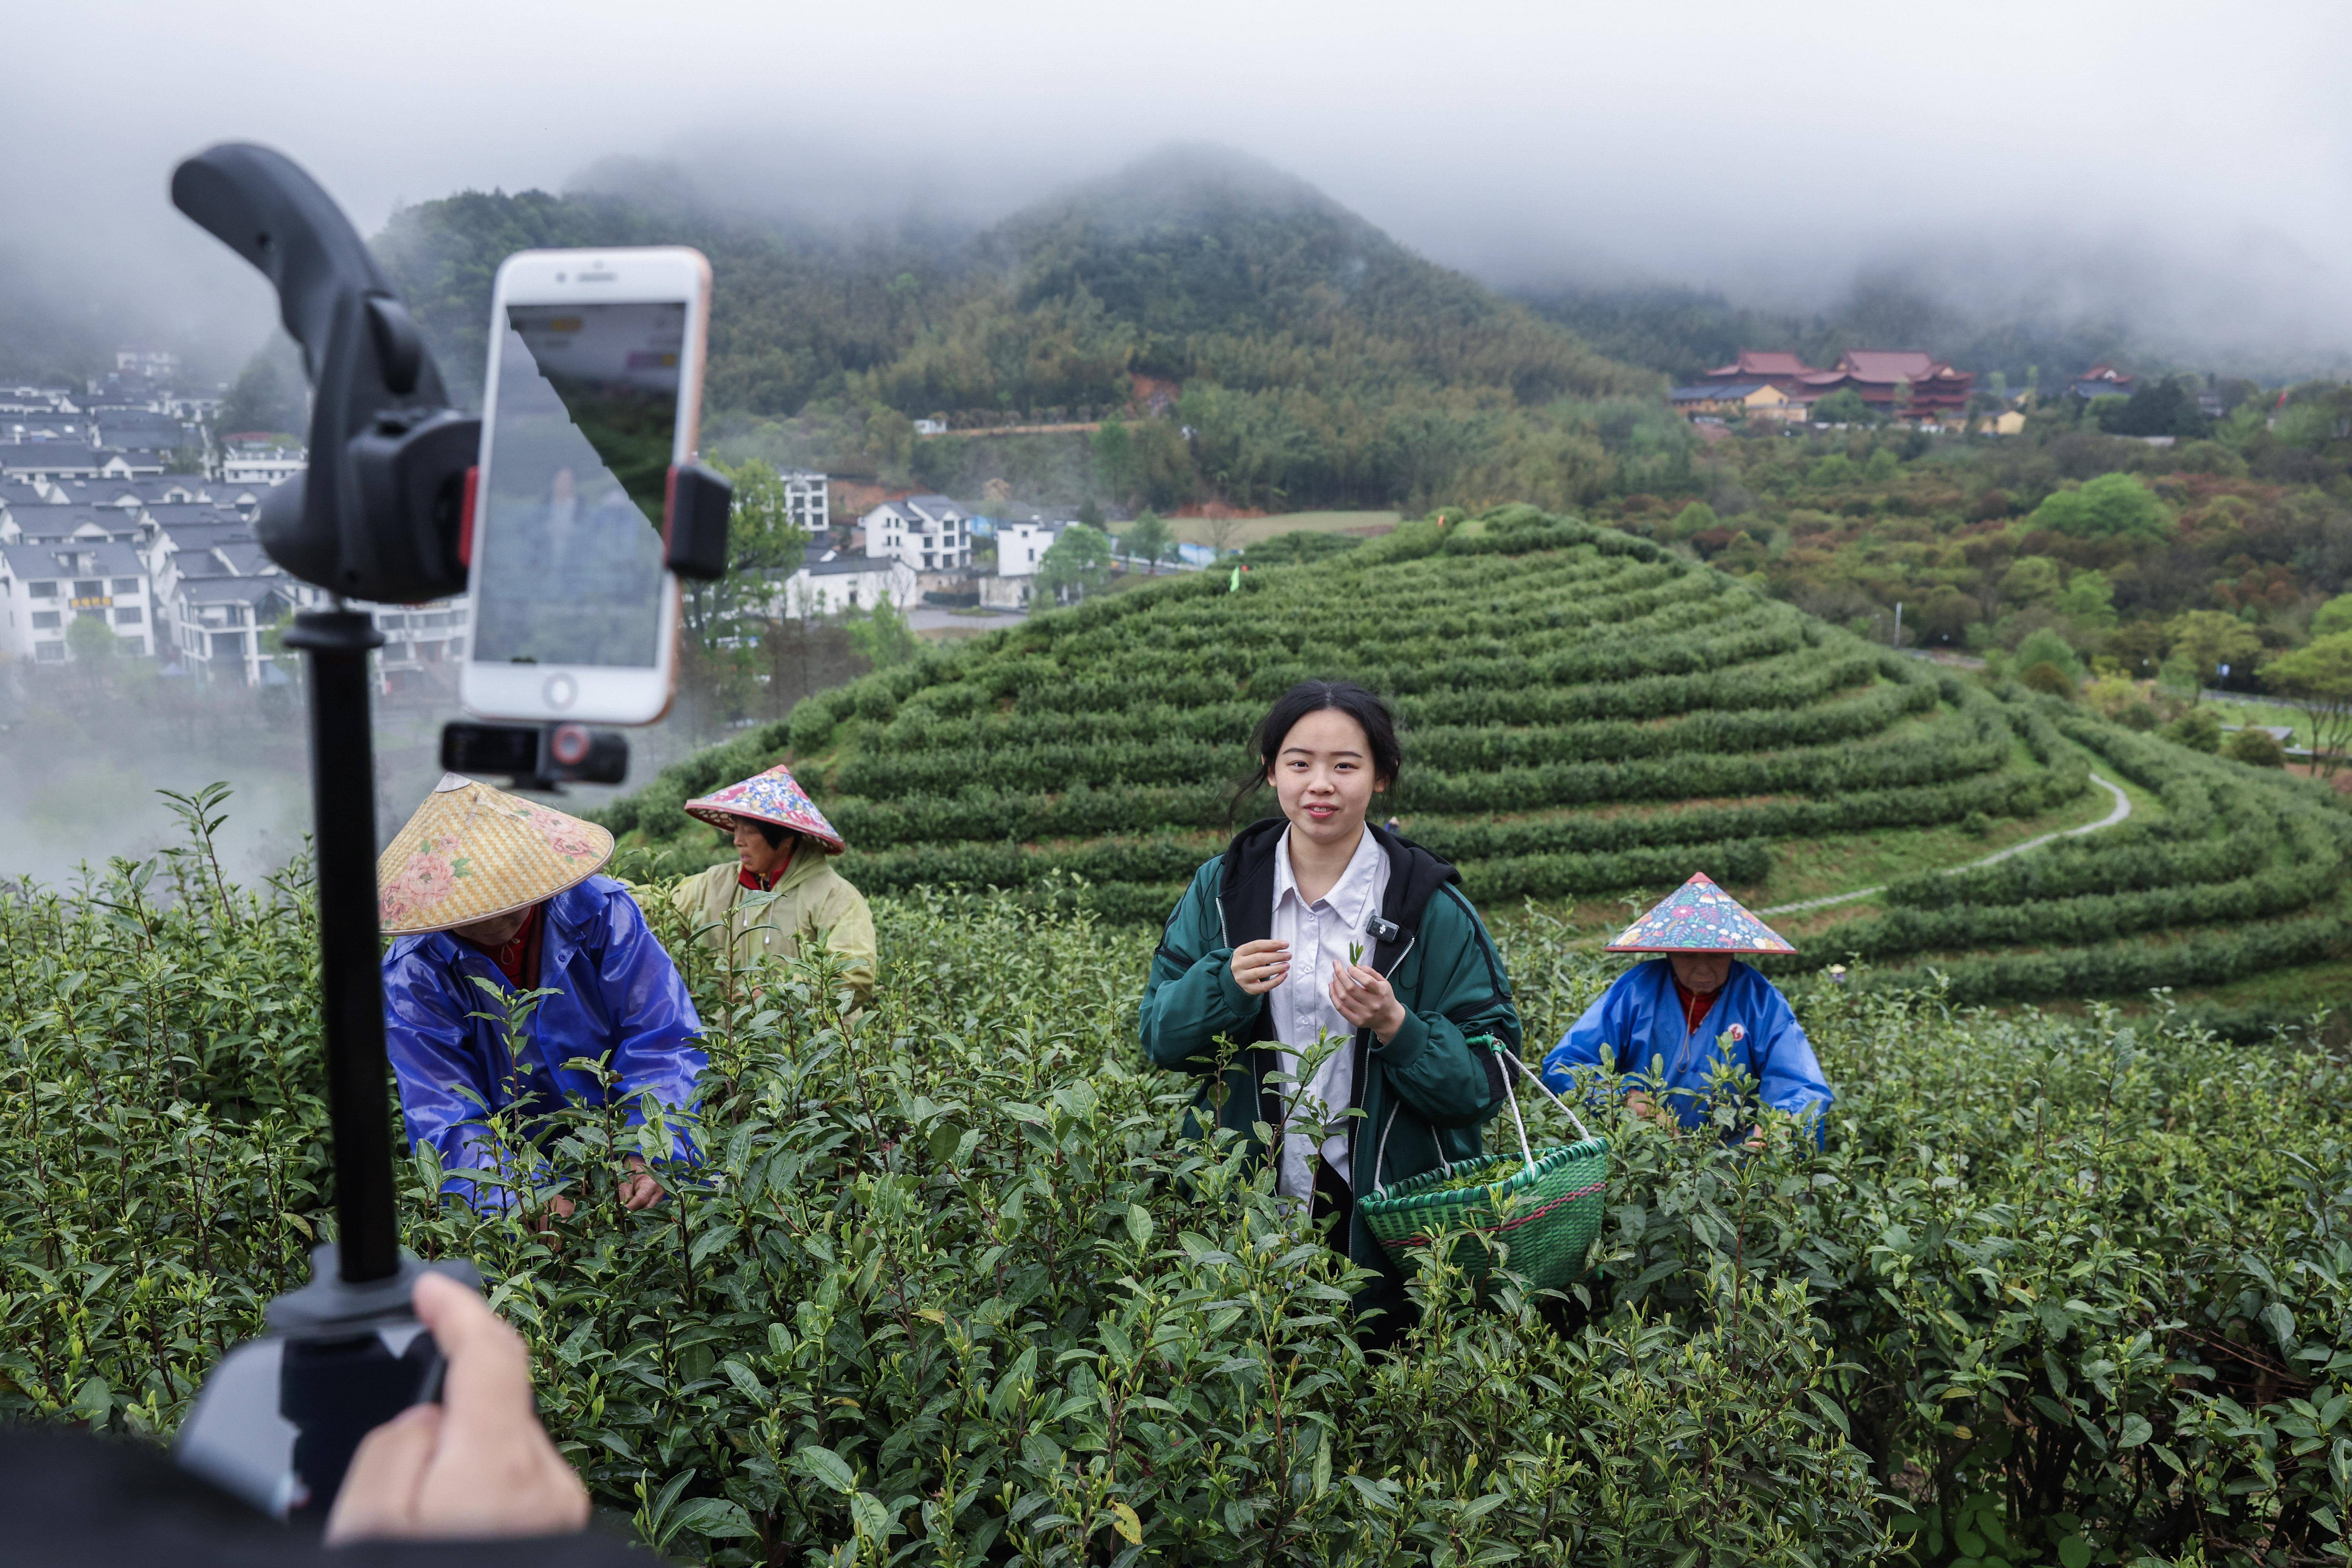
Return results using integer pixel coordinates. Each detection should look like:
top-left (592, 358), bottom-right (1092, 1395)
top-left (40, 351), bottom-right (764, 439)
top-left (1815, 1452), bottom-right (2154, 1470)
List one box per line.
top-left (459, 247), bottom-right (712, 726)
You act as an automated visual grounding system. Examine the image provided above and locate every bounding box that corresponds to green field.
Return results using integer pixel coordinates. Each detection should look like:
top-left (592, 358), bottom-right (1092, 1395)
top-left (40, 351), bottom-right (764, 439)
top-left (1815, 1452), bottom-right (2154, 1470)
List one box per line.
top-left (1153, 509), bottom-right (1401, 548)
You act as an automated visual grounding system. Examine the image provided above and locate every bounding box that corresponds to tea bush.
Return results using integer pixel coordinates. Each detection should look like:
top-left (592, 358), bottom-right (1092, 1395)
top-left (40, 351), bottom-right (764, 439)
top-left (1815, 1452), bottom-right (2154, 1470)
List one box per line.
top-left (6, 808), bottom-right (2351, 1565)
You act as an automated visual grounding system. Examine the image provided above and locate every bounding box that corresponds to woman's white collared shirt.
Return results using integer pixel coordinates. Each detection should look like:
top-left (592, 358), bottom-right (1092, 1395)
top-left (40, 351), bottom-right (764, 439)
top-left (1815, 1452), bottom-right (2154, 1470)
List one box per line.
top-left (1268, 824), bottom-right (1390, 1200)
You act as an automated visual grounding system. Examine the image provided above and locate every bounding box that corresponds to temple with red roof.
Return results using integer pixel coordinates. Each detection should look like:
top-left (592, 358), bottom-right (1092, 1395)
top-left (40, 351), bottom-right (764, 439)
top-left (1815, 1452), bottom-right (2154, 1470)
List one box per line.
top-left (1700, 348), bottom-right (1974, 419)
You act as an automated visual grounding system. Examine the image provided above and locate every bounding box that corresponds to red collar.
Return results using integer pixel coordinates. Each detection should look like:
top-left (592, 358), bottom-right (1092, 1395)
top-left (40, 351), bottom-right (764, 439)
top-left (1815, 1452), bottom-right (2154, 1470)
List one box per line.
top-left (458, 904), bottom-right (543, 989)
top-left (1674, 978), bottom-right (1719, 1034)
top-left (737, 844), bottom-right (795, 893)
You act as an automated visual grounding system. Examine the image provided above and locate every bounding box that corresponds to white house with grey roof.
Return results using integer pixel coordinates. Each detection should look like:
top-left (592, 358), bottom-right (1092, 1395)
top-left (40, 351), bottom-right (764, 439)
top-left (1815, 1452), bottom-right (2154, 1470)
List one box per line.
top-left (220, 441), bottom-right (307, 485)
top-left (771, 546), bottom-right (918, 618)
top-left (167, 574), bottom-right (301, 684)
top-left (0, 539), bottom-right (155, 664)
top-left (860, 494), bottom-right (970, 572)
top-left (0, 445), bottom-right (164, 483)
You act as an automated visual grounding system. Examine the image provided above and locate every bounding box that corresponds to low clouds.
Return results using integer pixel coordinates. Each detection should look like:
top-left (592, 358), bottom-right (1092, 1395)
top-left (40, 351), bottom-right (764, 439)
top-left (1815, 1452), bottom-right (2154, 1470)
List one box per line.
top-left (5, 0), bottom-right (2348, 375)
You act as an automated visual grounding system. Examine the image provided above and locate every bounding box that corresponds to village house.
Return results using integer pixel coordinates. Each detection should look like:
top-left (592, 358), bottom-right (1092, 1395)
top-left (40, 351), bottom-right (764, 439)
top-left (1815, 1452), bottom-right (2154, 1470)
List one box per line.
top-left (219, 439), bottom-right (308, 485)
top-left (0, 539), bottom-right (156, 664)
top-left (0, 445), bottom-right (166, 483)
top-left (981, 517), bottom-right (1070, 609)
top-left (775, 467), bottom-right (829, 535)
top-left (772, 546), bottom-right (918, 617)
top-left (861, 494), bottom-right (971, 572)
top-left (1668, 383), bottom-right (1804, 423)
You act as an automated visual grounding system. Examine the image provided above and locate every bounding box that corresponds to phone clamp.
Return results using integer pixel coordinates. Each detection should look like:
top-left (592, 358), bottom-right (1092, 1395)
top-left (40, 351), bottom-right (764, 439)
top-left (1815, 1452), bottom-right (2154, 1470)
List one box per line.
top-left (441, 719), bottom-right (631, 791)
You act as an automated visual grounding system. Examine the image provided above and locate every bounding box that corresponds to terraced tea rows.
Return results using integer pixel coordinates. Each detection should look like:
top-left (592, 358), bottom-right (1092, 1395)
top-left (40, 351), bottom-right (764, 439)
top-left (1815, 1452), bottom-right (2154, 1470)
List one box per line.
top-left (592, 508), bottom-right (2343, 1018)
top-left (602, 509), bottom-right (2352, 1017)
top-left (1773, 702), bottom-right (2352, 1029)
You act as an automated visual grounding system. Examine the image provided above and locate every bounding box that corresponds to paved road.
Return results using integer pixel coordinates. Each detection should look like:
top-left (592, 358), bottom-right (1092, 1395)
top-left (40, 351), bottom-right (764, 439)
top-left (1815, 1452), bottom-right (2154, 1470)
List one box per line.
top-left (909, 606), bottom-right (1025, 633)
top-left (1758, 772), bottom-right (2132, 917)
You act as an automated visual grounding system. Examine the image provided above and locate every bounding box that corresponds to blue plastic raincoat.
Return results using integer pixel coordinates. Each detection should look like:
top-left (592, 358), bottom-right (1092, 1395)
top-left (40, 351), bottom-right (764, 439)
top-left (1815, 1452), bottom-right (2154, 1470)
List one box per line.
top-left (1541, 958), bottom-right (1831, 1133)
top-left (382, 875), bottom-right (706, 1208)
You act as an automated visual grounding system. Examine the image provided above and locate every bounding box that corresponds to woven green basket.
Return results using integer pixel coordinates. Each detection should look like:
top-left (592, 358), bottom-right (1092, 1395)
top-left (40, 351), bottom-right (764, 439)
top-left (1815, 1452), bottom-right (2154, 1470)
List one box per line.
top-left (1358, 1040), bottom-right (1609, 1291)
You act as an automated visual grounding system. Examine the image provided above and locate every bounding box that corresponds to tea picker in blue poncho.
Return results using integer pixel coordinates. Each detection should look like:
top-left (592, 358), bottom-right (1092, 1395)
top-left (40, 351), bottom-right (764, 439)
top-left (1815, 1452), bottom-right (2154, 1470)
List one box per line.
top-left (1541, 873), bottom-right (1831, 1141)
top-left (377, 774), bottom-right (706, 1215)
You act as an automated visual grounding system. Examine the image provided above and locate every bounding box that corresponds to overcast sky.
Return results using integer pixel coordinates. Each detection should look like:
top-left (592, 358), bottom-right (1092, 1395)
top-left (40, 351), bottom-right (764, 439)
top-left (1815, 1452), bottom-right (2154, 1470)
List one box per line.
top-left (8, 0), bottom-right (2349, 373)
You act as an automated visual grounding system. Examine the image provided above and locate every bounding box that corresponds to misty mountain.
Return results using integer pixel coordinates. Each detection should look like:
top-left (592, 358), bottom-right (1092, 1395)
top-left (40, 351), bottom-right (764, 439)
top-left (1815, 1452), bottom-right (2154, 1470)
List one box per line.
top-left (376, 146), bottom-right (1655, 417)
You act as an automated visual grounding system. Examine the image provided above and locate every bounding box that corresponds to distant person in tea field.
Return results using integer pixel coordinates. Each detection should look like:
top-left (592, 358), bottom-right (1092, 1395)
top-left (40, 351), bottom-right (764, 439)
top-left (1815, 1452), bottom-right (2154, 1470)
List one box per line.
top-left (666, 762), bottom-right (877, 1010)
top-left (1541, 874), bottom-right (1833, 1142)
top-left (378, 775), bottom-right (706, 1214)
top-left (1138, 680), bottom-right (1521, 1336)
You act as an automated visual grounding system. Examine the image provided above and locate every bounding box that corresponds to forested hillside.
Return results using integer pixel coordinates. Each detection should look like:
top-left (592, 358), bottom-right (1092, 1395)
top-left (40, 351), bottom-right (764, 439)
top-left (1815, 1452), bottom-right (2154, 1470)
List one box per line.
top-left (371, 149), bottom-right (1661, 512)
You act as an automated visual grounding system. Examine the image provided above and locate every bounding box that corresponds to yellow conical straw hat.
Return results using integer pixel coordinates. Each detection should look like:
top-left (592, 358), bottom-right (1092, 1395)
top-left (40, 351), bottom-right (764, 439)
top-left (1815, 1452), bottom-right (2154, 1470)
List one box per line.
top-left (377, 773), bottom-right (614, 935)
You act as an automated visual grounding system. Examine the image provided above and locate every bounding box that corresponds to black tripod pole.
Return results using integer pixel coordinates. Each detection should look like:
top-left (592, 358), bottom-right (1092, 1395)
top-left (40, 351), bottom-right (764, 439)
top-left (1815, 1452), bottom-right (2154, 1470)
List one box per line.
top-left (283, 606), bottom-right (399, 1284)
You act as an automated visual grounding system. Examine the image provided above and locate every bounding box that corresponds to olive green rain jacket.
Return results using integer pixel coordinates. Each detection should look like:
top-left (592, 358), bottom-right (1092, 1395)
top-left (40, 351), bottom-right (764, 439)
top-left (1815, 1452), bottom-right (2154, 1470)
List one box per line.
top-left (668, 852), bottom-right (877, 1009)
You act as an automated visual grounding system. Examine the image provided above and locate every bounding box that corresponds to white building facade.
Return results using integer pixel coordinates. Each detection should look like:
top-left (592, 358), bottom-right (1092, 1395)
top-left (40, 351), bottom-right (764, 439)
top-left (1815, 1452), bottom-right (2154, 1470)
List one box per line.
top-left (0, 540), bottom-right (156, 664)
top-left (778, 468), bottom-right (829, 535)
top-left (775, 548), bottom-right (918, 617)
top-left (860, 494), bottom-right (970, 572)
top-left (220, 443), bottom-right (308, 485)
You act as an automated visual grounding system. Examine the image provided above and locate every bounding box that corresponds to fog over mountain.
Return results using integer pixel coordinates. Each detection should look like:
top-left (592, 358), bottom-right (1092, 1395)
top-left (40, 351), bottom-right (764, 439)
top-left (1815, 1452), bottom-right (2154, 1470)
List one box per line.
top-left (4, 0), bottom-right (2347, 383)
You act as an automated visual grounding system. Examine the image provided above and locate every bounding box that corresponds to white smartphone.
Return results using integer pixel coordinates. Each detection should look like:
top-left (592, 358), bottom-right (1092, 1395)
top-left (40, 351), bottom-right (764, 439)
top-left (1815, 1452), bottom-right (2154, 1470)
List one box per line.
top-left (458, 246), bottom-right (712, 726)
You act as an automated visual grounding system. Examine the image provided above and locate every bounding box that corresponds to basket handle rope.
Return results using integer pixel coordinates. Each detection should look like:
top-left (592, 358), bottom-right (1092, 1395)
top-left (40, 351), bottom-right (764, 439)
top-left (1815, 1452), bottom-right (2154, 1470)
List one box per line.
top-left (1372, 1037), bottom-right (1596, 1198)
top-left (1495, 1042), bottom-right (1595, 1145)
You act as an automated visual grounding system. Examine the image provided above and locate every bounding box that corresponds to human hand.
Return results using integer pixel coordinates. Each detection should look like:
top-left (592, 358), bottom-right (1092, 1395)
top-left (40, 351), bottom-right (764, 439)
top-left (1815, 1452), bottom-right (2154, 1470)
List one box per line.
top-left (1230, 939), bottom-right (1291, 996)
top-left (1624, 1090), bottom-right (1674, 1130)
top-left (619, 1155), bottom-right (665, 1211)
top-left (326, 1272), bottom-right (590, 1544)
top-left (1330, 963), bottom-right (1407, 1043)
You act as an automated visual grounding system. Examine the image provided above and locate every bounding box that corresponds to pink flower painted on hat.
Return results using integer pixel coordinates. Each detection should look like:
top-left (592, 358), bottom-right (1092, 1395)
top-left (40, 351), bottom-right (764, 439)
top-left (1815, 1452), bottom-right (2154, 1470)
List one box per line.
top-left (380, 850), bottom-right (454, 926)
top-left (520, 806), bottom-right (597, 861)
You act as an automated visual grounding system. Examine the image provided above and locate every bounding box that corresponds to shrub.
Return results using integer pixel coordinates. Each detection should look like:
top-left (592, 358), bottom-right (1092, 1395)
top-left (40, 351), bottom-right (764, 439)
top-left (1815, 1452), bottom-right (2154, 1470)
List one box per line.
top-left (2164, 706), bottom-right (2223, 752)
top-left (2015, 625), bottom-right (2085, 682)
top-left (2027, 472), bottom-right (2174, 543)
top-left (10, 824), bottom-right (2352, 1566)
top-left (2019, 661), bottom-right (2076, 697)
top-left (2223, 726), bottom-right (2289, 767)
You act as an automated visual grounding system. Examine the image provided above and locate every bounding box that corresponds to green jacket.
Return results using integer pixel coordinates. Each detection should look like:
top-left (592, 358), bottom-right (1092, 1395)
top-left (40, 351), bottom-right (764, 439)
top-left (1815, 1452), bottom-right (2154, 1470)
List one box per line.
top-left (1137, 819), bottom-right (1521, 1315)
top-left (669, 854), bottom-right (877, 1009)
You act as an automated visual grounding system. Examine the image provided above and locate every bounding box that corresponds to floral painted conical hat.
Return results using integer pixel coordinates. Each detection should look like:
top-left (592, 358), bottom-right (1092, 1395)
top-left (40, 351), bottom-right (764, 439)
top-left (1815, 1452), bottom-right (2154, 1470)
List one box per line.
top-left (682, 762), bottom-right (845, 854)
top-left (377, 774), bottom-right (613, 935)
top-left (1606, 872), bottom-right (1795, 955)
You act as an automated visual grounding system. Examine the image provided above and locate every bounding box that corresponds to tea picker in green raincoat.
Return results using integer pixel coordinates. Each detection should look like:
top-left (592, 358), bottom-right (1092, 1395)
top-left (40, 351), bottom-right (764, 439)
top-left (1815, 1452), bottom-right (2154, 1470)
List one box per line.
top-left (668, 763), bottom-right (877, 1009)
top-left (1138, 680), bottom-right (1520, 1339)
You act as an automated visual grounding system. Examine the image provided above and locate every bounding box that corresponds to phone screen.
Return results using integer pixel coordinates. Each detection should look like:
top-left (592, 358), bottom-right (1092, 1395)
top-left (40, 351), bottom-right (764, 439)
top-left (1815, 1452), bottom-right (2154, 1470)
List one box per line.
top-left (471, 301), bottom-right (684, 670)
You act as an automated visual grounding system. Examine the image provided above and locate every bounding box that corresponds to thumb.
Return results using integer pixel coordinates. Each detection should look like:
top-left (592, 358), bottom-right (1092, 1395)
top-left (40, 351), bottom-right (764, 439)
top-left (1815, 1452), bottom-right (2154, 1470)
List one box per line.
top-left (327, 1401), bottom-right (443, 1543)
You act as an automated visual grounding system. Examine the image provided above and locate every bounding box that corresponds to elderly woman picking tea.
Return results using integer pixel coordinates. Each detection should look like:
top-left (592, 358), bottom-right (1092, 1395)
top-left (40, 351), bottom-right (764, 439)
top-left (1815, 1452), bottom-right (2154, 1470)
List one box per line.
top-left (378, 775), bottom-right (705, 1215)
top-left (667, 762), bottom-right (876, 1009)
top-left (1542, 874), bottom-right (1832, 1141)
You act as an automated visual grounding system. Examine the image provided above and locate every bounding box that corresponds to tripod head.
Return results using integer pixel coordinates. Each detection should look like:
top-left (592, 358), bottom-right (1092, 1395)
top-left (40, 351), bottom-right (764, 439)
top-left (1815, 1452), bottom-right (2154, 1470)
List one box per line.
top-left (172, 143), bottom-right (476, 604)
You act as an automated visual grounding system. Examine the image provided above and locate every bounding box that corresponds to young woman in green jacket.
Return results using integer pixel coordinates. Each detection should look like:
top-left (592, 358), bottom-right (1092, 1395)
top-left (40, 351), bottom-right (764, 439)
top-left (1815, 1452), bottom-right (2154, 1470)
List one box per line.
top-left (1136, 680), bottom-right (1521, 1337)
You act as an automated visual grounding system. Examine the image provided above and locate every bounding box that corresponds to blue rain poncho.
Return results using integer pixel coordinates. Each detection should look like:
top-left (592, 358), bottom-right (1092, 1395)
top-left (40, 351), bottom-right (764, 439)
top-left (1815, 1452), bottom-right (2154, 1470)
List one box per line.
top-left (382, 875), bottom-right (706, 1208)
top-left (1540, 958), bottom-right (1831, 1134)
